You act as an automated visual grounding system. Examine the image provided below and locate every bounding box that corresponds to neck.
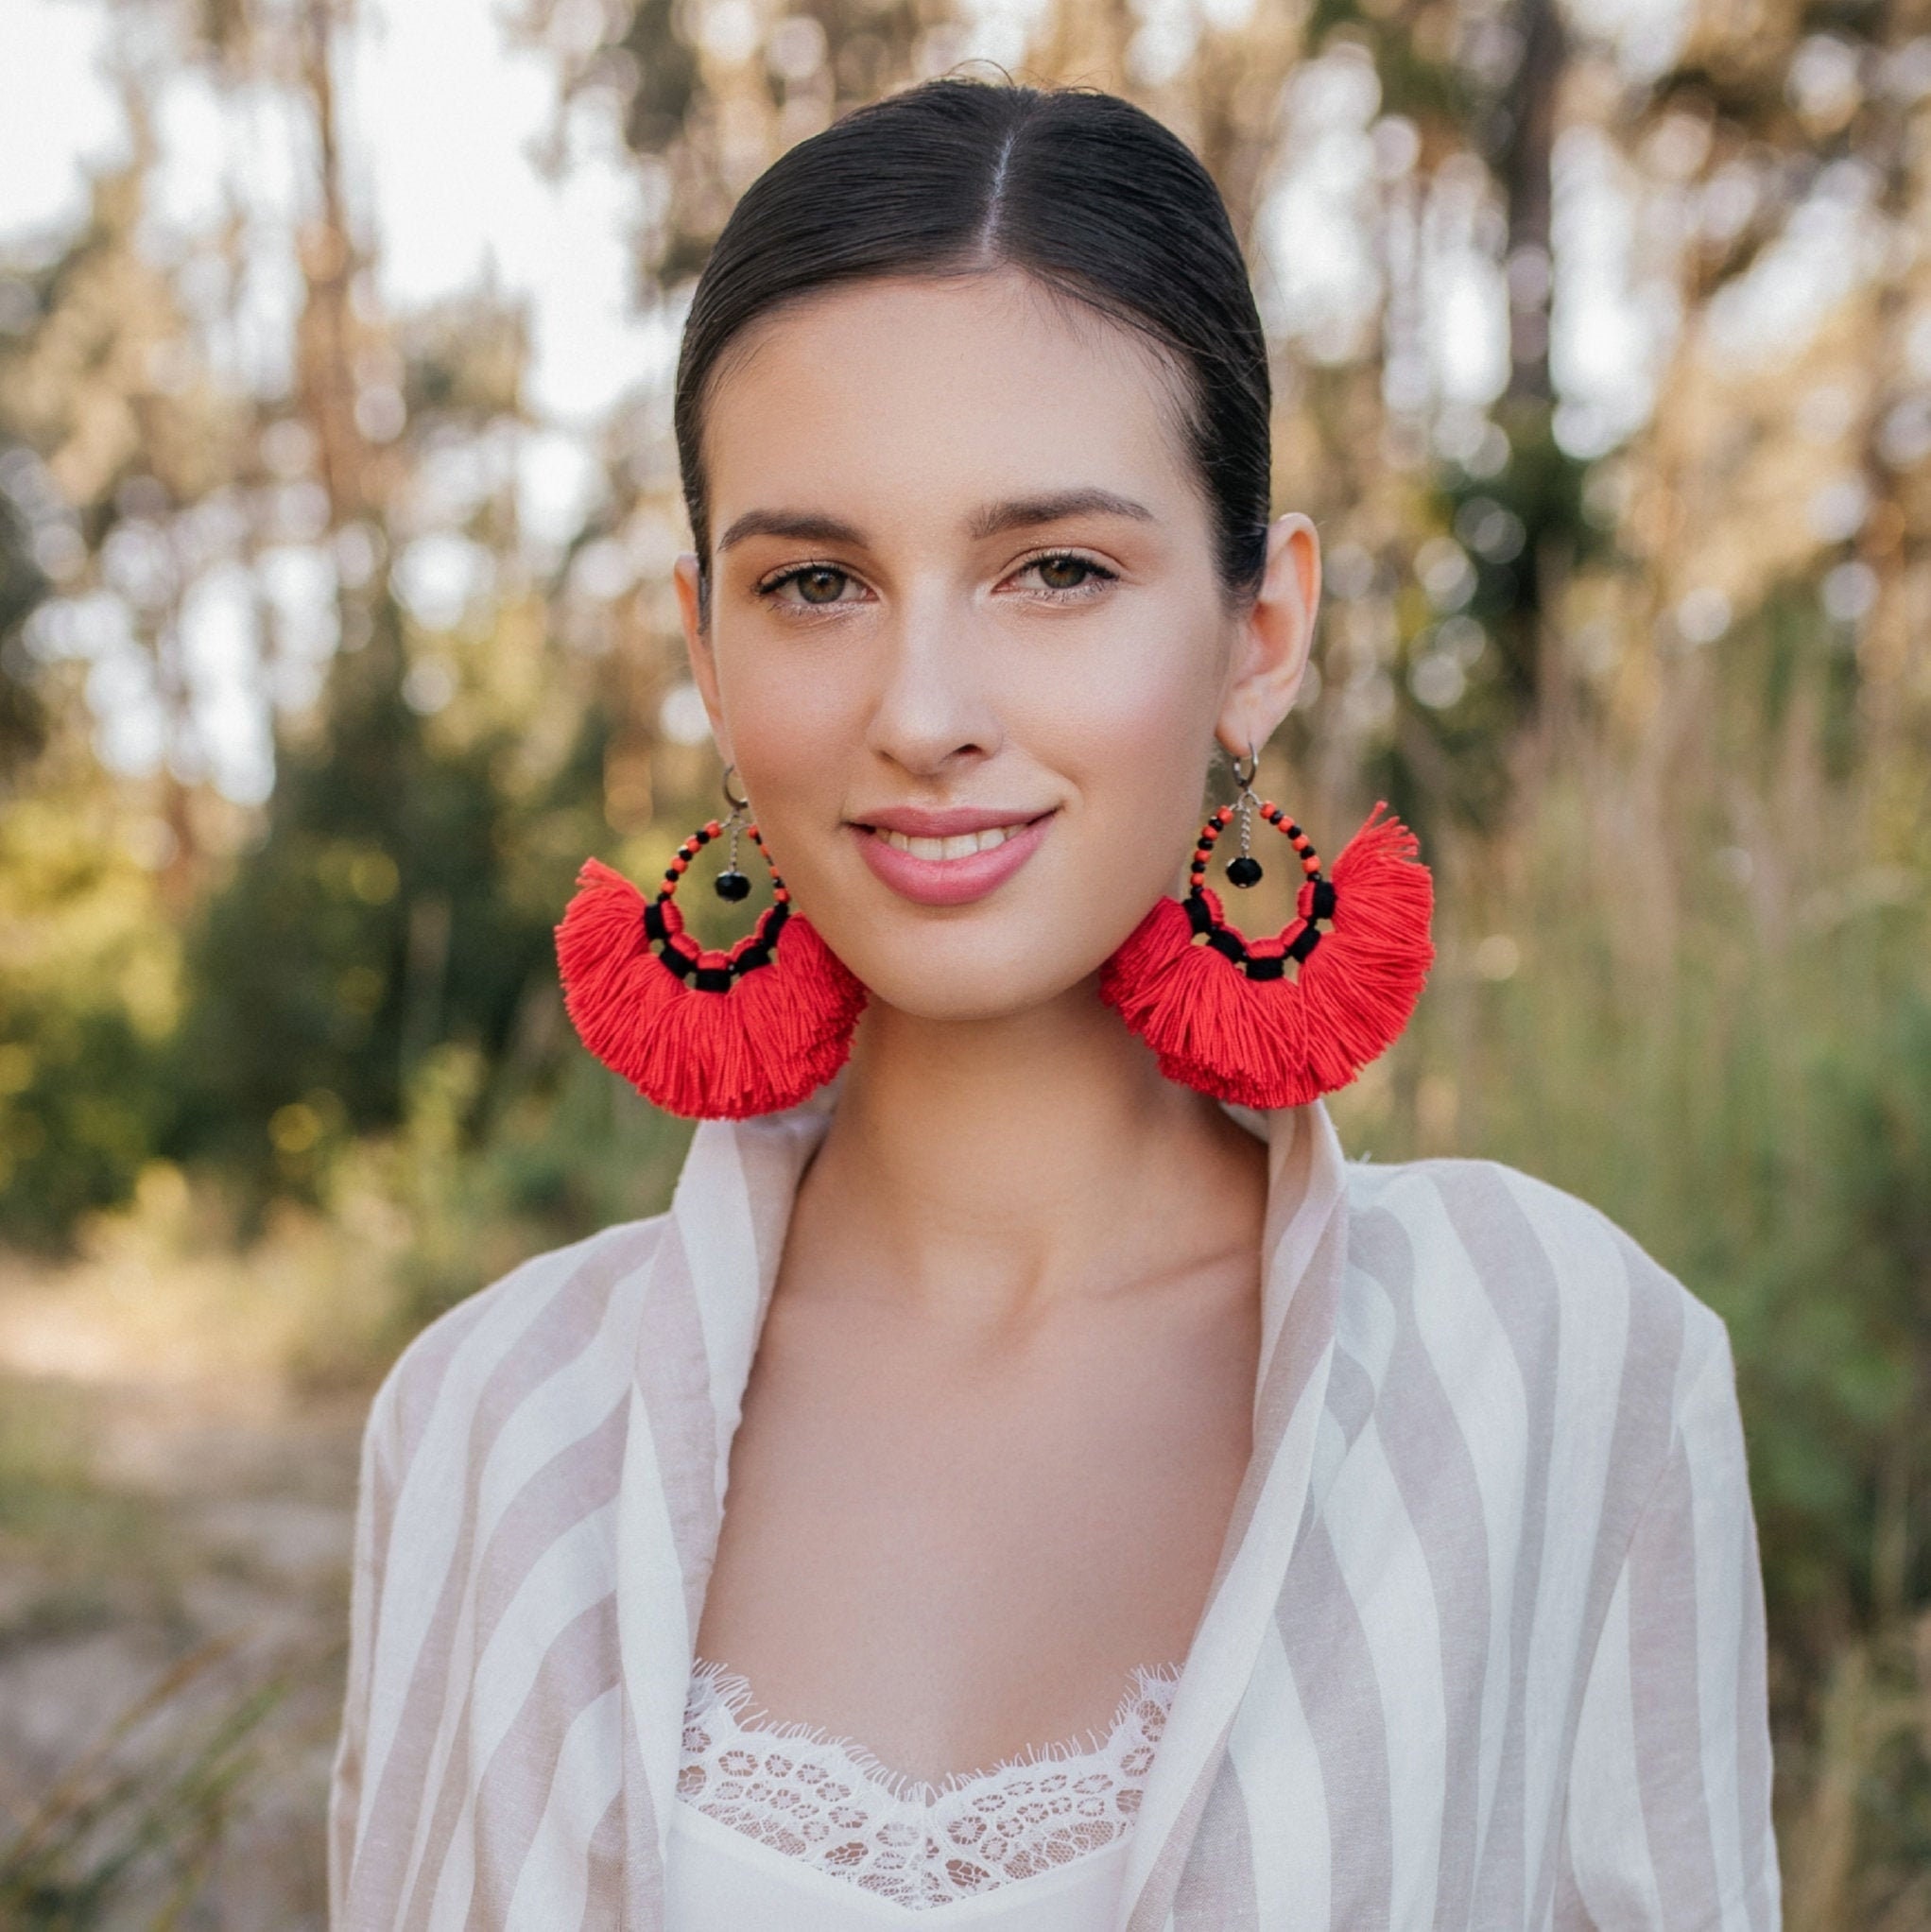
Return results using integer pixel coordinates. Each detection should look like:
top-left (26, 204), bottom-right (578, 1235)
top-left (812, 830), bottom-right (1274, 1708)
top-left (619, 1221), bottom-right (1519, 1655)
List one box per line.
top-left (791, 981), bottom-right (1268, 1324)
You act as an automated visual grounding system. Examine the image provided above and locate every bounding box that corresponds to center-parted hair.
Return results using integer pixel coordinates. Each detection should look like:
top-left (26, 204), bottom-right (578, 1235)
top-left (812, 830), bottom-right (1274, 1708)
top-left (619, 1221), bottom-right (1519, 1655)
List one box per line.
top-left (673, 78), bottom-right (1272, 606)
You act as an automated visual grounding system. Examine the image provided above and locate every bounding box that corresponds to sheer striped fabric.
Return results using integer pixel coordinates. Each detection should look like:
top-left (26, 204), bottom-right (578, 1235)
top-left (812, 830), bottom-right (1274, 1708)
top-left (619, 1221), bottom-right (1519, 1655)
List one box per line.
top-left (327, 1082), bottom-right (1782, 1930)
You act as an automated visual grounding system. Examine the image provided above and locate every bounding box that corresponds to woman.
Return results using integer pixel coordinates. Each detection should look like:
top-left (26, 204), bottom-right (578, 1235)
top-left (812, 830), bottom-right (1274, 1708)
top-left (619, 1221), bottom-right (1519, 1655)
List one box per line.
top-left (327, 78), bottom-right (1781, 1931)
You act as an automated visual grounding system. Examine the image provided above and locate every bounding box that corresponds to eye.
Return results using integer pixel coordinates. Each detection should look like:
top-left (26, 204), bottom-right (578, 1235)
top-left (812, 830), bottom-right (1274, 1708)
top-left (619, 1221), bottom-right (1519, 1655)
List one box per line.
top-left (760, 563), bottom-right (864, 608)
top-left (1009, 552), bottom-right (1118, 596)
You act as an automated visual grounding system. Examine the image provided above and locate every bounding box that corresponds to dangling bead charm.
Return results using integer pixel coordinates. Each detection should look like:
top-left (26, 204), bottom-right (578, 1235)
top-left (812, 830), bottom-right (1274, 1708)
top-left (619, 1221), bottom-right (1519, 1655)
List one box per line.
top-left (714, 765), bottom-right (752, 902)
top-left (1224, 746), bottom-right (1264, 889)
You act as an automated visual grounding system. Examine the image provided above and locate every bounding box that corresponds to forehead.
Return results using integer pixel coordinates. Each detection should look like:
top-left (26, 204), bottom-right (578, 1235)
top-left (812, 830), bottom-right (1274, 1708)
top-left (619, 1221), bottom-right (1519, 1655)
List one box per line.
top-left (697, 270), bottom-right (1204, 539)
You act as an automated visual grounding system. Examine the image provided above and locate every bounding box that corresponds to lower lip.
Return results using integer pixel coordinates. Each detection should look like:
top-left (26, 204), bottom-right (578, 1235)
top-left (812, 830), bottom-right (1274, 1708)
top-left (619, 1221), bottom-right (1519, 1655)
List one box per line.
top-left (851, 814), bottom-right (1056, 906)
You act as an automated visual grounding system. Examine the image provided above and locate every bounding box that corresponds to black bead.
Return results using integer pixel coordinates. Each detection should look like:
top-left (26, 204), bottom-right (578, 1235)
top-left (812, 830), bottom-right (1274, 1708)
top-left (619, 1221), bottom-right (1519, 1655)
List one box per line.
top-left (1225, 854), bottom-right (1264, 888)
top-left (714, 869), bottom-right (751, 902)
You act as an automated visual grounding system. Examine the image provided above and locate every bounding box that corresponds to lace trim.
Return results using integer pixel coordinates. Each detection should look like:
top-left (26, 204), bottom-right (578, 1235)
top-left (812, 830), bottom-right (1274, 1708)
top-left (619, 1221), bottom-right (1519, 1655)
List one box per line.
top-left (678, 1658), bottom-right (1181, 1910)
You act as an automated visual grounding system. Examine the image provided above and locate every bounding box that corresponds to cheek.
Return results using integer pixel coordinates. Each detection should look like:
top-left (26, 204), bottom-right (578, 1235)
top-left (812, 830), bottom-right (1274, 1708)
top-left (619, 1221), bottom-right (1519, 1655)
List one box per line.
top-left (986, 616), bottom-right (1228, 994)
top-left (1014, 617), bottom-right (1225, 861)
top-left (711, 647), bottom-right (855, 827)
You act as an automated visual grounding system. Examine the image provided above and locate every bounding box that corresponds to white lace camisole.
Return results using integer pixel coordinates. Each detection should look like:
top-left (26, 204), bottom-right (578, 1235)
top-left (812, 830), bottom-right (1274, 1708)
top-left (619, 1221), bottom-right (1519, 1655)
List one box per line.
top-left (666, 1658), bottom-right (1181, 1927)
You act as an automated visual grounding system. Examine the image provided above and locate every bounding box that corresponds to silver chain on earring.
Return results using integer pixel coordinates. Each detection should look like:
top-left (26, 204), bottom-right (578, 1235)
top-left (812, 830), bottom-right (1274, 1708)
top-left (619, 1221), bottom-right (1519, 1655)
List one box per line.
top-left (716, 765), bottom-right (752, 901)
top-left (1226, 742), bottom-right (1265, 888)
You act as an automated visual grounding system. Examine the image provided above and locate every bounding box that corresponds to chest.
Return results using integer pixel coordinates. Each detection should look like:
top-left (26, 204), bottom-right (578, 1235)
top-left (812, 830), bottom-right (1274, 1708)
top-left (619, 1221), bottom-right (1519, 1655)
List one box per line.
top-left (691, 1275), bottom-right (1258, 1785)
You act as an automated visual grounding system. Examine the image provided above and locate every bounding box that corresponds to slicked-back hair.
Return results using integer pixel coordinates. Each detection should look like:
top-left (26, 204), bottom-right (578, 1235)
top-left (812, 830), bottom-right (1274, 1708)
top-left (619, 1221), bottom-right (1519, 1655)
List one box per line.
top-left (673, 78), bottom-right (1271, 610)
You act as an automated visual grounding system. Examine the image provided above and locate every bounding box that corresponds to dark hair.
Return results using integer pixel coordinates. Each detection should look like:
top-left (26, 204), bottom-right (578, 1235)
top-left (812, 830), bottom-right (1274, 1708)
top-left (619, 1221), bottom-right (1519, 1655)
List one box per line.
top-left (673, 78), bottom-right (1271, 610)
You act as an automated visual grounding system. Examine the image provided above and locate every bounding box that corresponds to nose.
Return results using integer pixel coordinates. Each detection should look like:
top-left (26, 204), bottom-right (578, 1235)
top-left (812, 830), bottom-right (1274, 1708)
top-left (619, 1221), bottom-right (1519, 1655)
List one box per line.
top-left (863, 587), bottom-right (1002, 780)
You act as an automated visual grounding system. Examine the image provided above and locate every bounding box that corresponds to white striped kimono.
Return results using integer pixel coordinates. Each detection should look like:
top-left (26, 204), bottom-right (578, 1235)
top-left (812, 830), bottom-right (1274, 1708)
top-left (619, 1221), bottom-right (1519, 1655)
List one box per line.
top-left (327, 1084), bottom-right (1782, 1930)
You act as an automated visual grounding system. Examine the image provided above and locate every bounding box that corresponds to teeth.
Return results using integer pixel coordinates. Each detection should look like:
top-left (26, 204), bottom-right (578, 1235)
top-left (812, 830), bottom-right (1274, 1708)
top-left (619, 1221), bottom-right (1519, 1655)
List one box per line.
top-left (875, 823), bottom-right (1026, 859)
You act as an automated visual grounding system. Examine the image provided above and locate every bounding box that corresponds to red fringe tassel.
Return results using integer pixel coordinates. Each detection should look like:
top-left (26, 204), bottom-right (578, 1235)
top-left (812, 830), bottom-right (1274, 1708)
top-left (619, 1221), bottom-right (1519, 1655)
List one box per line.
top-left (1099, 801), bottom-right (1434, 1109)
top-left (555, 857), bottom-right (867, 1120)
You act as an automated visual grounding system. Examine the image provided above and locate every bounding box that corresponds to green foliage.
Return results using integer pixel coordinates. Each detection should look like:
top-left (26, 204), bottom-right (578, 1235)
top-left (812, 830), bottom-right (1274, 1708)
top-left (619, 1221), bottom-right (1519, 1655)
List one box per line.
top-left (0, 1002), bottom-right (173, 1252)
top-left (164, 596), bottom-right (607, 1226)
top-left (0, 785), bottom-right (181, 1253)
top-left (383, 1044), bottom-right (694, 1338)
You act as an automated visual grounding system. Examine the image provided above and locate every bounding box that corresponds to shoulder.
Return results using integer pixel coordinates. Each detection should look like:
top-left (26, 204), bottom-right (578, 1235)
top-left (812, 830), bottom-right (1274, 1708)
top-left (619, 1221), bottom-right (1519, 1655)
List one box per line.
top-left (1336, 1150), bottom-right (1734, 1501)
top-left (1344, 1150), bottom-right (1728, 1373)
top-left (359, 1209), bottom-right (674, 1483)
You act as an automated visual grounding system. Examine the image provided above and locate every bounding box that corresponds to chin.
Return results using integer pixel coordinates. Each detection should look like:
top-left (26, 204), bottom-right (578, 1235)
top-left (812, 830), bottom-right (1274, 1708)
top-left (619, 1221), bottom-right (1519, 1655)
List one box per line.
top-left (860, 982), bottom-right (1063, 1026)
top-left (828, 931), bottom-right (1102, 1026)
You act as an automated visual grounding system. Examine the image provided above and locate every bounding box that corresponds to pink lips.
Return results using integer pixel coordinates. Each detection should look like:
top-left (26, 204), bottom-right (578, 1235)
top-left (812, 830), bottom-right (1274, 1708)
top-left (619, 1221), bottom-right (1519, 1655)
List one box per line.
top-left (850, 809), bottom-right (1057, 906)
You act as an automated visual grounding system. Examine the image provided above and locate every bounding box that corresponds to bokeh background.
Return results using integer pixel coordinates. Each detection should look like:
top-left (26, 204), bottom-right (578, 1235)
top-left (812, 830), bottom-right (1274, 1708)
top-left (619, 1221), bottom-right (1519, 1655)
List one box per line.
top-left (1, 0), bottom-right (1927, 1919)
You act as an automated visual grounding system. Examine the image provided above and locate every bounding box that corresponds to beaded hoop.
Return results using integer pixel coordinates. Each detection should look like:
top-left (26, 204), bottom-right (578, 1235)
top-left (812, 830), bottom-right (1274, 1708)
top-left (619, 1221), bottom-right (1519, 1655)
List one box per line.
top-left (1184, 802), bottom-right (1339, 977)
top-left (643, 818), bottom-right (792, 993)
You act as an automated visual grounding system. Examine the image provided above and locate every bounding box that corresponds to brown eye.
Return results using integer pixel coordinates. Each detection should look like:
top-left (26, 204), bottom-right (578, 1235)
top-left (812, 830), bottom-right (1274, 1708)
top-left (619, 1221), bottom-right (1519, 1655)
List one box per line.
top-left (1016, 553), bottom-right (1117, 595)
top-left (795, 566), bottom-right (849, 604)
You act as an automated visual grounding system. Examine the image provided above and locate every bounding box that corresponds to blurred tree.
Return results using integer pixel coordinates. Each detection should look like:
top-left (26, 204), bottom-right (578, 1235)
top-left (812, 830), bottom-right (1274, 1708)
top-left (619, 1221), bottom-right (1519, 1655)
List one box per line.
top-left (159, 0), bottom-right (620, 1213)
top-left (0, 440), bottom-right (53, 784)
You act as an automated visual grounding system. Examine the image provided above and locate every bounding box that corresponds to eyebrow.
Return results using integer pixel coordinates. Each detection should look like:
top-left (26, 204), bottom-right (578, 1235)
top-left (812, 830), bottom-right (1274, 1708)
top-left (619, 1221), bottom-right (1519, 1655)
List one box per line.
top-left (718, 509), bottom-right (869, 552)
top-left (716, 488), bottom-right (1156, 555)
top-left (967, 488), bottom-right (1157, 540)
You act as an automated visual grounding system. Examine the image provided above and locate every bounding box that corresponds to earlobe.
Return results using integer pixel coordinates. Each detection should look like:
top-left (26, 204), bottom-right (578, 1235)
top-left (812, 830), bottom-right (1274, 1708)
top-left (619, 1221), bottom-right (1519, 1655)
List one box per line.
top-left (1215, 512), bottom-right (1320, 761)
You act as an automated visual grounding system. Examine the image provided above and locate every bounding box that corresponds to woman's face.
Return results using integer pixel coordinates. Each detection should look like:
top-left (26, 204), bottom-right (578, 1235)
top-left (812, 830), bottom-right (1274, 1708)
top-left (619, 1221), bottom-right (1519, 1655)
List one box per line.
top-left (677, 268), bottom-right (1316, 1022)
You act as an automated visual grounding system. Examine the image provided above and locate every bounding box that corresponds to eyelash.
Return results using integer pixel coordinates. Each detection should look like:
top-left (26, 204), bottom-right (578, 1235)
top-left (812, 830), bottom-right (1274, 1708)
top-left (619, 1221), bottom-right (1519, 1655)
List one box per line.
top-left (1011, 551), bottom-right (1120, 599)
top-left (754, 551), bottom-right (1121, 609)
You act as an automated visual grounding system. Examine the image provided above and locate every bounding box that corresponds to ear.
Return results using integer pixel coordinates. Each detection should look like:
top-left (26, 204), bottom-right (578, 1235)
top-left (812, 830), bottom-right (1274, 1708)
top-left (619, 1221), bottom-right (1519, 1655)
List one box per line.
top-left (1215, 512), bottom-right (1319, 763)
top-left (673, 551), bottom-right (732, 765)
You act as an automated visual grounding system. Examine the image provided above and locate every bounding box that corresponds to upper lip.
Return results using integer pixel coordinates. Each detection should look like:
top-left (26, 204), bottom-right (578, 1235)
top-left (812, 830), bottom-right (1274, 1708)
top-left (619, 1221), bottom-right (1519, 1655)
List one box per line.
top-left (851, 804), bottom-right (1056, 837)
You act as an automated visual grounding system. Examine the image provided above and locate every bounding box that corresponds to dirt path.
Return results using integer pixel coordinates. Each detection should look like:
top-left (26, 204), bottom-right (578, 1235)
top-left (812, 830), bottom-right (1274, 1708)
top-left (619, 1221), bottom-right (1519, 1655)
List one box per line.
top-left (0, 1284), bottom-right (371, 1928)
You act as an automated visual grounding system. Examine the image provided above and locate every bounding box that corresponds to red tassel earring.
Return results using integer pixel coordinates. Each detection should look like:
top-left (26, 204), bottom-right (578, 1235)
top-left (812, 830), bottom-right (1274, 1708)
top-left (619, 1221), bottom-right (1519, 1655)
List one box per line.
top-left (554, 767), bottom-right (867, 1119)
top-left (1099, 747), bottom-right (1435, 1109)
